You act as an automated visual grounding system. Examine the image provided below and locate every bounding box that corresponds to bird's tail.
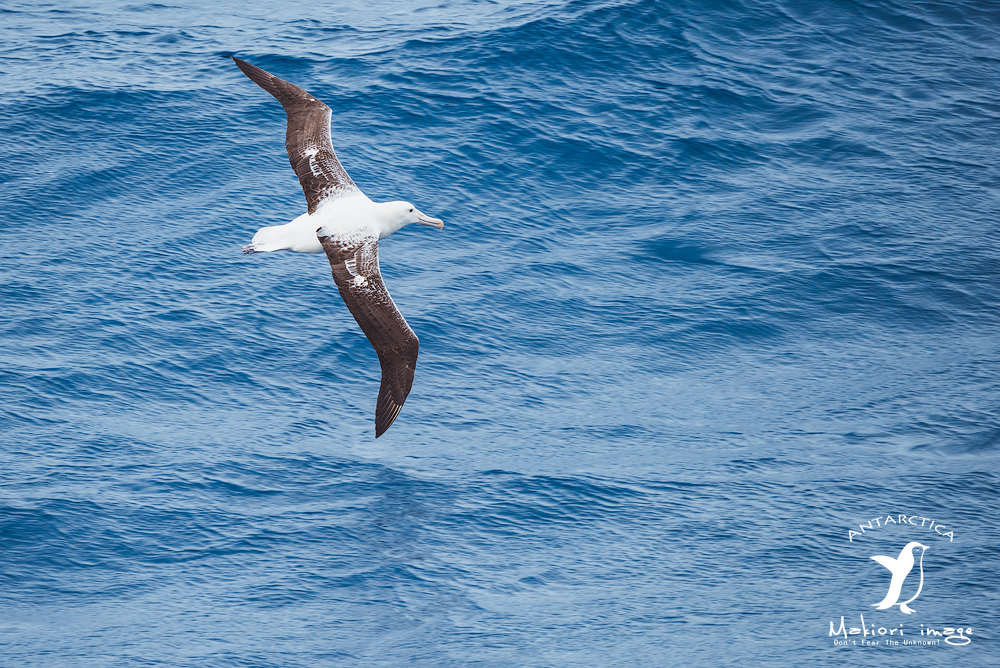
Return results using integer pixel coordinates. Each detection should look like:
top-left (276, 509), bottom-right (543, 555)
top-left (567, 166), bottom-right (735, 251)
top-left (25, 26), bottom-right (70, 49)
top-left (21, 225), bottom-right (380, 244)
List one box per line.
top-left (242, 225), bottom-right (285, 254)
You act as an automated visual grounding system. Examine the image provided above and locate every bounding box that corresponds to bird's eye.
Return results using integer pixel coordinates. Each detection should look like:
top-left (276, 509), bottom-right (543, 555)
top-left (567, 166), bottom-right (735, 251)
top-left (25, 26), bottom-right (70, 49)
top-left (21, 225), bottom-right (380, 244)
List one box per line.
top-left (409, 208), bottom-right (413, 212)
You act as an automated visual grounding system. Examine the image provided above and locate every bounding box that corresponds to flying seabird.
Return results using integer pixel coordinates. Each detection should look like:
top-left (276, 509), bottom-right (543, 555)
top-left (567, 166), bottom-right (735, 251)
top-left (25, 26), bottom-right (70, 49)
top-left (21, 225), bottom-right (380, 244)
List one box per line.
top-left (232, 57), bottom-right (444, 438)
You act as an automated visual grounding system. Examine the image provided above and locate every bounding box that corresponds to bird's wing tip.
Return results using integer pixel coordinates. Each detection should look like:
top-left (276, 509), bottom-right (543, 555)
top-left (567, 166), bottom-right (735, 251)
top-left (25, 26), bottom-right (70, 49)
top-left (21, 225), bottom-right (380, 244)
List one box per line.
top-left (374, 402), bottom-right (404, 438)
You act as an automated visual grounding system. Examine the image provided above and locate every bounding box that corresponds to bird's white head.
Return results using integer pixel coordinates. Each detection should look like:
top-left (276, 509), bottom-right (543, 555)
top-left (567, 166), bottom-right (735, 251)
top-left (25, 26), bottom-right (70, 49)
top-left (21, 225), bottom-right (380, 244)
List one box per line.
top-left (378, 201), bottom-right (444, 238)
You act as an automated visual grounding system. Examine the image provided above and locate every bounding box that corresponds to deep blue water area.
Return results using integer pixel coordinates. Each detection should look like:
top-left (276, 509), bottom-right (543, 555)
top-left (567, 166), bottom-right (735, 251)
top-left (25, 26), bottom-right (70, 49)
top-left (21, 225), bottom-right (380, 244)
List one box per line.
top-left (1, 1), bottom-right (998, 665)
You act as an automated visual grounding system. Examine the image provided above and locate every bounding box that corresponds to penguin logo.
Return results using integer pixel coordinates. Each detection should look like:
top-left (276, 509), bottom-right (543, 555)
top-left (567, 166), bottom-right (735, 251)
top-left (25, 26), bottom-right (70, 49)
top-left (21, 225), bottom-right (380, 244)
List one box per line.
top-left (870, 542), bottom-right (928, 614)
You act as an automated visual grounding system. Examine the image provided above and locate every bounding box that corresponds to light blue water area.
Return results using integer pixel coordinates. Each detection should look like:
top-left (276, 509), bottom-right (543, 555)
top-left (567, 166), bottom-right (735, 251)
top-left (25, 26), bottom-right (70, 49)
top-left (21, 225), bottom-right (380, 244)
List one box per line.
top-left (1, 1), bottom-right (998, 665)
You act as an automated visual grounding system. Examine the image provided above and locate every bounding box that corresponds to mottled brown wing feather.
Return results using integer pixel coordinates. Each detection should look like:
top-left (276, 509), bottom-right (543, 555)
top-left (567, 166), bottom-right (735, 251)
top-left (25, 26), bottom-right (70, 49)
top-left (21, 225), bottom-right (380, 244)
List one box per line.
top-left (319, 233), bottom-right (420, 438)
top-left (233, 57), bottom-right (362, 213)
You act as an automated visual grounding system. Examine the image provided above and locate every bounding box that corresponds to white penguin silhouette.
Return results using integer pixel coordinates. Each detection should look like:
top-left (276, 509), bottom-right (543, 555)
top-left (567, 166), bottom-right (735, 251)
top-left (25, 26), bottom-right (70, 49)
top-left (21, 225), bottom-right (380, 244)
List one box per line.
top-left (871, 542), bottom-right (928, 614)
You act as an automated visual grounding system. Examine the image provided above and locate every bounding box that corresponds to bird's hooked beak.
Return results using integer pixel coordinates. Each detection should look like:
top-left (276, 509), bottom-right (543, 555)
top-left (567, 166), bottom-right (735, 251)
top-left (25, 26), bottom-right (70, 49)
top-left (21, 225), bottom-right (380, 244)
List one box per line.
top-left (416, 210), bottom-right (444, 229)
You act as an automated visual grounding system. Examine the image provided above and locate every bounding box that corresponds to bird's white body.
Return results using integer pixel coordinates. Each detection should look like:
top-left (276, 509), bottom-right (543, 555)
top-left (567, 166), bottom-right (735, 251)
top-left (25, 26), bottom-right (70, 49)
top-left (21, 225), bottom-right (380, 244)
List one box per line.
top-left (246, 196), bottom-right (435, 255)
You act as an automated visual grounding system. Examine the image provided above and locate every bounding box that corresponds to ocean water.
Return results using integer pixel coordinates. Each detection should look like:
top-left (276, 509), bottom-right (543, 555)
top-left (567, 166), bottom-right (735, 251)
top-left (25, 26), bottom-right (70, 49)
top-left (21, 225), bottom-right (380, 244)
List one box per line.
top-left (1, 0), bottom-right (998, 665)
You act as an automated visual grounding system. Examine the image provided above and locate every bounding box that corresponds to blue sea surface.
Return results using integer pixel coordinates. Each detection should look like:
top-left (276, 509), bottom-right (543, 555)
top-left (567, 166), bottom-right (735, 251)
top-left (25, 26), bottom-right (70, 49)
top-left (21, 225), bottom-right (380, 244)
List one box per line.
top-left (1, 0), bottom-right (998, 665)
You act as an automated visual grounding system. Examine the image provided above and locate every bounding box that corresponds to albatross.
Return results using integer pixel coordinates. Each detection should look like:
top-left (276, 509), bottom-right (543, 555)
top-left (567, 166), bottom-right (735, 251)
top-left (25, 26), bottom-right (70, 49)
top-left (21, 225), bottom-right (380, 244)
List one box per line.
top-left (232, 57), bottom-right (443, 438)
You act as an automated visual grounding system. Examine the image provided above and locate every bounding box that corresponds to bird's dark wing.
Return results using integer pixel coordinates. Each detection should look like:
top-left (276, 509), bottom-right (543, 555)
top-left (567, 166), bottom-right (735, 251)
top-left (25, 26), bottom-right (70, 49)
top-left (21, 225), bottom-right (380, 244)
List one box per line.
top-left (319, 232), bottom-right (419, 437)
top-left (233, 57), bottom-right (363, 213)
